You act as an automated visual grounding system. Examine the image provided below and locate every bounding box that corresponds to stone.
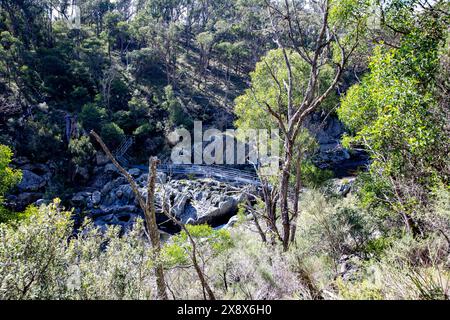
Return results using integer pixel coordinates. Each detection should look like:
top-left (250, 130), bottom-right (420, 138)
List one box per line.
top-left (96, 152), bottom-right (110, 166)
top-left (91, 191), bottom-right (102, 205)
top-left (104, 163), bottom-right (119, 173)
top-left (172, 193), bottom-right (190, 217)
top-left (17, 170), bottom-right (46, 192)
top-left (223, 215), bottom-right (239, 229)
top-left (115, 185), bottom-right (133, 202)
top-left (75, 166), bottom-right (90, 181)
top-left (21, 163), bottom-right (50, 175)
top-left (218, 198), bottom-right (236, 215)
top-left (128, 168), bottom-right (141, 177)
top-left (14, 156), bottom-right (30, 166)
top-left (35, 199), bottom-right (46, 206)
top-left (71, 194), bottom-right (86, 206)
top-left (157, 172), bottom-right (167, 184)
top-left (17, 192), bottom-right (43, 206)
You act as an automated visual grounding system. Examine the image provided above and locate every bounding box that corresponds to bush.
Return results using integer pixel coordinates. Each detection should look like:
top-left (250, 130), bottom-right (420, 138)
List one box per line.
top-left (301, 160), bottom-right (334, 188)
top-left (100, 122), bottom-right (125, 149)
top-left (68, 136), bottom-right (95, 166)
top-left (294, 190), bottom-right (373, 266)
top-left (0, 144), bottom-right (22, 223)
top-left (80, 103), bottom-right (106, 133)
top-left (0, 200), bottom-right (156, 299)
top-left (0, 145), bottom-right (21, 198)
top-left (353, 234), bottom-right (450, 300)
top-left (162, 85), bottom-right (192, 129)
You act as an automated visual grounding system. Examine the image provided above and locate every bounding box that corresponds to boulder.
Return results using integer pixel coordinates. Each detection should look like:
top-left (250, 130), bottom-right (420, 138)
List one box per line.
top-left (222, 215), bottom-right (239, 229)
top-left (96, 152), bottom-right (110, 166)
top-left (17, 192), bottom-right (44, 207)
top-left (91, 191), bottom-right (102, 205)
top-left (157, 172), bottom-right (167, 184)
top-left (71, 194), bottom-right (86, 206)
top-left (104, 163), bottom-right (119, 174)
top-left (35, 199), bottom-right (47, 206)
top-left (13, 156), bottom-right (30, 166)
top-left (73, 166), bottom-right (90, 182)
top-left (218, 198), bottom-right (236, 215)
top-left (172, 193), bottom-right (190, 217)
top-left (21, 163), bottom-right (50, 175)
top-left (128, 168), bottom-right (141, 177)
top-left (17, 170), bottom-right (46, 192)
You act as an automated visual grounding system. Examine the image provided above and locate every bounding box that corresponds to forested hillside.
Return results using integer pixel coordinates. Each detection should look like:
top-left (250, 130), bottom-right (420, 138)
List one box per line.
top-left (0, 0), bottom-right (449, 300)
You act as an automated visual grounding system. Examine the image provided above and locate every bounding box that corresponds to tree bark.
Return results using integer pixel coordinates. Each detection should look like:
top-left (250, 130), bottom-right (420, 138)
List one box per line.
top-left (146, 157), bottom-right (169, 300)
top-left (90, 131), bottom-right (168, 300)
top-left (290, 156), bottom-right (302, 243)
top-left (280, 141), bottom-right (293, 251)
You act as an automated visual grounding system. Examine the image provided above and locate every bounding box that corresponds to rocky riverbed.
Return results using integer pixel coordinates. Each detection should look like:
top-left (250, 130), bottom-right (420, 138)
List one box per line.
top-left (71, 164), bottom-right (255, 234)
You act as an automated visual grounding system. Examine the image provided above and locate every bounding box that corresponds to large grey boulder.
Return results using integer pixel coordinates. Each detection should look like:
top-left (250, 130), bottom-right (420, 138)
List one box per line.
top-left (172, 193), bottom-right (190, 217)
top-left (91, 191), bottom-right (102, 205)
top-left (218, 198), bottom-right (236, 215)
top-left (17, 170), bottom-right (46, 192)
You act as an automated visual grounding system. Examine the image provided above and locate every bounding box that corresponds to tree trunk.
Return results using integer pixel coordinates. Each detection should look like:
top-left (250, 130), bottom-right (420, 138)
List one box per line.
top-left (290, 156), bottom-right (302, 243)
top-left (146, 157), bottom-right (169, 300)
top-left (280, 142), bottom-right (293, 251)
top-left (90, 131), bottom-right (168, 300)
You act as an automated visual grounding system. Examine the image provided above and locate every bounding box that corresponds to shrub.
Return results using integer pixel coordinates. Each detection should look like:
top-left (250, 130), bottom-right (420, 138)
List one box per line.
top-left (294, 190), bottom-right (373, 267)
top-left (0, 144), bottom-right (22, 223)
top-left (100, 122), bottom-right (125, 149)
top-left (0, 200), bottom-right (156, 299)
top-left (80, 103), bottom-right (106, 132)
top-left (162, 85), bottom-right (192, 129)
top-left (68, 136), bottom-right (95, 166)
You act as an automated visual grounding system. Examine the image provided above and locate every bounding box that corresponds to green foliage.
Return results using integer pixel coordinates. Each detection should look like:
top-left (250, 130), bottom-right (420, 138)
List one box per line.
top-left (100, 122), bottom-right (125, 148)
top-left (235, 49), bottom-right (336, 131)
top-left (0, 144), bottom-right (23, 223)
top-left (0, 145), bottom-right (21, 198)
top-left (338, 9), bottom-right (450, 215)
top-left (0, 200), bottom-right (156, 299)
top-left (68, 136), bottom-right (95, 167)
top-left (163, 224), bottom-right (233, 268)
top-left (300, 161), bottom-right (334, 188)
top-left (108, 77), bottom-right (132, 111)
top-left (336, 277), bottom-right (383, 300)
top-left (162, 85), bottom-right (192, 129)
top-left (80, 103), bottom-right (107, 133)
top-left (294, 190), bottom-right (374, 264)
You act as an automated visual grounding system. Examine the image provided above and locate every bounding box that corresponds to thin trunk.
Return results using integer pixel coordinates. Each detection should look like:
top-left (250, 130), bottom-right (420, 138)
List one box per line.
top-left (90, 131), bottom-right (168, 300)
top-left (290, 156), bottom-right (302, 243)
top-left (146, 157), bottom-right (169, 300)
top-left (280, 142), bottom-right (293, 251)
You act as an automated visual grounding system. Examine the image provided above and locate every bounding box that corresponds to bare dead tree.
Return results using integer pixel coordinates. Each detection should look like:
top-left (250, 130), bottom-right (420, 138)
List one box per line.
top-left (90, 131), bottom-right (168, 300)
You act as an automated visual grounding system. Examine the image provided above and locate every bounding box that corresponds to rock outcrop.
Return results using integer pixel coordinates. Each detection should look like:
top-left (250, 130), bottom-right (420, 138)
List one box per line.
top-left (305, 114), bottom-right (369, 177)
top-left (70, 165), bottom-right (255, 234)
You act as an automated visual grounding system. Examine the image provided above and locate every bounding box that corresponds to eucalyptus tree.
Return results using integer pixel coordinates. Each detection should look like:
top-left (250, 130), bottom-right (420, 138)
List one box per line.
top-left (235, 0), bottom-right (369, 250)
